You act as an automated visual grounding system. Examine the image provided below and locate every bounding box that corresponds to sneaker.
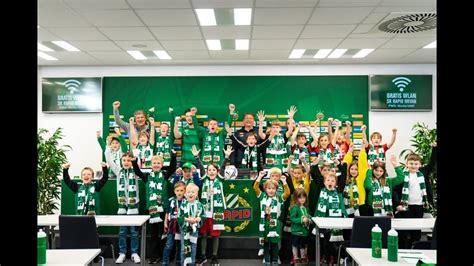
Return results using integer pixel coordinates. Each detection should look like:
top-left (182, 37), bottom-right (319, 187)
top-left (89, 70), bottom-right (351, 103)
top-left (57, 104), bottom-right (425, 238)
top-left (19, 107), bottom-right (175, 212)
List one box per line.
top-left (211, 255), bottom-right (219, 265)
top-left (196, 256), bottom-right (207, 265)
top-left (131, 253), bottom-right (141, 264)
top-left (321, 255), bottom-right (326, 264)
top-left (115, 253), bottom-right (126, 264)
top-left (147, 257), bottom-right (160, 264)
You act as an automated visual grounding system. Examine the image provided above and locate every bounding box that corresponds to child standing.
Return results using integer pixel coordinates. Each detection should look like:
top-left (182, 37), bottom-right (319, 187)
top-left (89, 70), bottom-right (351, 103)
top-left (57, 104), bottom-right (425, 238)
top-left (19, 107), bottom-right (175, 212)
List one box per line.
top-left (257, 110), bottom-right (290, 171)
top-left (227, 125), bottom-right (271, 171)
top-left (254, 171), bottom-right (290, 265)
top-left (171, 162), bottom-right (203, 187)
top-left (178, 183), bottom-right (206, 266)
top-left (174, 107), bottom-right (205, 165)
top-left (328, 119), bottom-right (351, 162)
top-left (132, 153), bottom-right (177, 264)
top-left (155, 107), bottom-right (175, 169)
top-left (289, 188), bottom-right (311, 264)
top-left (106, 150), bottom-right (141, 264)
top-left (162, 181), bottom-right (186, 266)
top-left (362, 125), bottom-right (397, 167)
top-left (62, 162), bottom-right (109, 215)
top-left (96, 128), bottom-right (128, 177)
top-left (130, 117), bottom-right (155, 169)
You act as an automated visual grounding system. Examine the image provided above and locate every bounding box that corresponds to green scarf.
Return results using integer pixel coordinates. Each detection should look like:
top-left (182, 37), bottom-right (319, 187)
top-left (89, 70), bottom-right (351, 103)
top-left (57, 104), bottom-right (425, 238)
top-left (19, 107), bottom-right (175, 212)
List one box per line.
top-left (202, 132), bottom-right (221, 167)
top-left (371, 179), bottom-right (393, 216)
top-left (368, 144), bottom-right (385, 166)
top-left (265, 134), bottom-right (288, 169)
top-left (334, 143), bottom-right (344, 161)
top-left (108, 149), bottom-right (123, 177)
top-left (76, 183), bottom-right (96, 215)
top-left (117, 168), bottom-right (139, 215)
top-left (401, 171), bottom-right (430, 213)
top-left (241, 146), bottom-right (258, 170)
top-left (315, 188), bottom-right (345, 242)
top-left (318, 146), bottom-right (335, 168)
top-left (180, 200), bottom-right (204, 266)
top-left (343, 178), bottom-right (359, 215)
top-left (147, 171), bottom-right (166, 223)
top-left (137, 144), bottom-right (153, 168)
top-left (200, 176), bottom-right (226, 230)
top-left (155, 136), bottom-right (171, 166)
top-left (291, 145), bottom-right (309, 167)
top-left (258, 193), bottom-right (283, 255)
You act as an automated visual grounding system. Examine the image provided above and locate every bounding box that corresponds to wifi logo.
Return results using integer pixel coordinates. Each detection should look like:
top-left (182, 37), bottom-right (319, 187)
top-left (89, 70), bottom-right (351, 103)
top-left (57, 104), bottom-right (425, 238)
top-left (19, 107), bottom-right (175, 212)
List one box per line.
top-left (392, 77), bottom-right (411, 92)
top-left (63, 79), bottom-right (81, 94)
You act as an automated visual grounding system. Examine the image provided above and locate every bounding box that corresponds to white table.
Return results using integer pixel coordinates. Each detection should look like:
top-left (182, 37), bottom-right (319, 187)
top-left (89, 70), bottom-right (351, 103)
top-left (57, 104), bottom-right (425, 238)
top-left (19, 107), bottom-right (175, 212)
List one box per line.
top-left (311, 218), bottom-right (436, 266)
top-left (38, 215), bottom-right (150, 266)
top-left (346, 248), bottom-right (436, 265)
top-left (42, 249), bottom-right (101, 265)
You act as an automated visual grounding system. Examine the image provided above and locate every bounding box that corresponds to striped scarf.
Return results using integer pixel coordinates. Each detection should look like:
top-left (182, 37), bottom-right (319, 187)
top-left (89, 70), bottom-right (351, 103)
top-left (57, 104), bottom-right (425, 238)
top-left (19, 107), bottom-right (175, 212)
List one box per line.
top-left (315, 188), bottom-right (344, 242)
top-left (371, 179), bottom-right (393, 216)
top-left (241, 146), bottom-right (258, 170)
top-left (202, 133), bottom-right (221, 167)
top-left (180, 200), bottom-right (204, 266)
top-left (291, 145), bottom-right (309, 167)
top-left (343, 178), bottom-right (359, 215)
top-left (368, 145), bottom-right (385, 166)
top-left (334, 143), bottom-right (344, 161)
top-left (200, 176), bottom-right (226, 230)
top-left (108, 149), bottom-right (123, 177)
top-left (137, 144), bottom-right (153, 168)
top-left (318, 146), bottom-right (334, 168)
top-left (147, 171), bottom-right (166, 223)
top-left (155, 136), bottom-right (171, 166)
top-left (76, 183), bottom-right (96, 215)
top-left (117, 168), bottom-right (139, 215)
top-left (266, 134), bottom-right (288, 169)
top-left (401, 171), bottom-right (430, 213)
top-left (258, 193), bottom-right (283, 255)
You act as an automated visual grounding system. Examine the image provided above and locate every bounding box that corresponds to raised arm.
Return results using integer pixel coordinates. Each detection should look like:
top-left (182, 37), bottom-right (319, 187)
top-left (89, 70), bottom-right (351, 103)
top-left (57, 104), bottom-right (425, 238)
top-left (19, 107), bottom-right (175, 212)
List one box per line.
top-left (114, 127), bottom-right (128, 153)
top-left (344, 121), bottom-right (352, 144)
top-left (173, 116), bottom-right (182, 139)
top-left (129, 117), bottom-right (138, 150)
top-left (113, 101), bottom-right (130, 133)
top-left (253, 171), bottom-right (265, 197)
top-left (290, 125), bottom-right (300, 146)
top-left (387, 128), bottom-right (397, 149)
top-left (327, 117), bottom-right (334, 142)
top-left (191, 107), bottom-right (206, 134)
top-left (95, 162), bottom-right (110, 192)
top-left (336, 161), bottom-right (347, 194)
top-left (285, 105), bottom-right (297, 139)
top-left (131, 156), bottom-right (147, 182)
top-left (97, 131), bottom-right (106, 152)
top-left (62, 163), bottom-right (79, 193)
top-left (287, 155), bottom-right (295, 176)
top-left (331, 120), bottom-right (340, 147)
top-left (361, 125), bottom-right (368, 149)
top-left (220, 146), bottom-right (234, 176)
top-left (257, 110), bottom-right (267, 140)
top-left (165, 151), bottom-right (178, 180)
top-left (149, 117), bottom-right (155, 145)
top-left (389, 154), bottom-right (405, 187)
top-left (191, 145), bottom-right (206, 177)
top-left (105, 146), bottom-right (121, 176)
top-left (281, 177), bottom-right (291, 200)
top-left (309, 125), bottom-right (319, 148)
top-left (357, 146), bottom-right (369, 205)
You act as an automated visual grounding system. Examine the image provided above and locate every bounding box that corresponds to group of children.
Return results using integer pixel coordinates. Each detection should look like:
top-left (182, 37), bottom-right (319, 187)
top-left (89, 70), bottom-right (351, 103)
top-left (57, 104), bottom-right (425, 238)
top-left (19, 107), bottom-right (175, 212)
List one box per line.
top-left (60, 101), bottom-right (437, 265)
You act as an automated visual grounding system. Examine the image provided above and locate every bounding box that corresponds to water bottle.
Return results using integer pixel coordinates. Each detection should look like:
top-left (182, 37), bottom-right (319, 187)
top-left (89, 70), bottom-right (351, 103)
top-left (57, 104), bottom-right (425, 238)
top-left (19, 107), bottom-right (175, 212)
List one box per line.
top-left (371, 224), bottom-right (382, 258)
top-left (387, 228), bottom-right (398, 262)
top-left (37, 229), bottom-right (47, 264)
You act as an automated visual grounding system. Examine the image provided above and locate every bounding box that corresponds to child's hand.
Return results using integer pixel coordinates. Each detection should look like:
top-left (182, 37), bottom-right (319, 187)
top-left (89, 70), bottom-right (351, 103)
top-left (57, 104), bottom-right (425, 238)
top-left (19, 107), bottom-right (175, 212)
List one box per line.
top-left (311, 156), bottom-right (319, 166)
top-left (225, 125), bottom-right (232, 136)
top-left (327, 117), bottom-right (333, 125)
top-left (106, 135), bottom-right (112, 145)
top-left (149, 117), bottom-right (155, 124)
top-left (96, 131), bottom-right (101, 138)
top-left (288, 155), bottom-right (295, 162)
top-left (176, 167), bottom-right (183, 175)
top-left (299, 153), bottom-right (306, 162)
top-left (258, 170), bottom-right (266, 179)
top-left (175, 116), bottom-right (181, 123)
top-left (334, 119), bottom-right (340, 128)
top-left (333, 158), bottom-right (340, 165)
top-left (131, 156), bottom-right (137, 161)
top-left (224, 145), bottom-right (234, 158)
top-left (191, 145), bottom-right (201, 157)
top-left (62, 163), bottom-right (70, 169)
top-left (298, 121), bottom-right (307, 127)
top-left (390, 154), bottom-right (398, 166)
top-left (345, 121), bottom-right (351, 127)
top-left (114, 127), bottom-right (121, 135)
top-left (129, 117), bottom-right (135, 124)
top-left (392, 128), bottom-right (398, 133)
top-left (257, 110), bottom-right (265, 122)
top-left (361, 125), bottom-right (366, 131)
top-left (229, 103), bottom-right (235, 114)
top-left (101, 162), bottom-right (107, 168)
top-left (113, 101), bottom-right (120, 109)
top-left (348, 143), bottom-right (354, 153)
top-left (190, 107), bottom-right (198, 115)
top-left (287, 105), bottom-right (297, 118)
top-left (191, 165), bottom-right (197, 172)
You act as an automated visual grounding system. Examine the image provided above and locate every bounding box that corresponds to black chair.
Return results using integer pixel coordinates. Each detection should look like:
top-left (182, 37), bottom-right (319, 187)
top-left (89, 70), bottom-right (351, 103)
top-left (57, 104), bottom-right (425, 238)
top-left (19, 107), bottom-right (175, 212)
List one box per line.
top-left (340, 216), bottom-right (392, 265)
top-left (58, 215), bottom-right (107, 266)
top-left (412, 218), bottom-right (437, 250)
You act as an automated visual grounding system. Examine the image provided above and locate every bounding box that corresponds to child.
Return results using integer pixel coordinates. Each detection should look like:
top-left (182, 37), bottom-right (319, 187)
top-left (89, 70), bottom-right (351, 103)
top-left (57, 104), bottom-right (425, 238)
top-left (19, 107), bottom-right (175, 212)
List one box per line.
top-left (362, 125), bottom-right (397, 167)
top-left (227, 125), bottom-right (271, 172)
top-left (174, 107), bottom-right (205, 165)
top-left (96, 128), bottom-right (127, 178)
top-left (178, 183), bottom-right (206, 266)
top-left (257, 110), bottom-right (290, 171)
top-left (289, 125), bottom-right (318, 167)
top-left (289, 188), bottom-right (311, 264)
top-left (314, 120), bottom-right (339, 169)
top-left (132, 152), bottom-right (177, 264)
top-left (162, 181), bottom-right (186, 266)
top-left (341, 144), bottom-right (368, 217)
top-left (155, 107), bottom-right (175, 169)
top-left (254, 171), bottom-right (290, 265)
top-left (106, 150), bottom-right (141, 264)
top-left (314, 172), bottom-right (347, 265)
top-left (62, 162), bottom-right (109, 215)
top-left (130, 116), bottom-right (155, 169)
top-left (328, 119), bottom-right (351, 161)
top-left (364, 155), bottom-right (404, 217)
top-left (171, 162), bottom-right (203, 187)
top-left (393, 143), bottom-right (437, 248)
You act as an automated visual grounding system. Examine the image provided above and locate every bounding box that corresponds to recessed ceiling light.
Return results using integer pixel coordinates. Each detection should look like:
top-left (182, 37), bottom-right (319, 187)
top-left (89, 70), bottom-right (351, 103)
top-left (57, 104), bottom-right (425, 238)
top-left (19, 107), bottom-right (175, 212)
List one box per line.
top-left (38, 43), bottom-right (54, 52)
top-left (127, 50), bottom-right (147, 60)
top-left (52, 41), bottom-right (80, 52)
top-left (235, 39), bottom-right (249, 50)
top-left (423, 41), bottom-right (436, 49)
top-left (206, 40), bottom-right (222, 50)
top-left (328, 49), bottom-right (347, 58)
top-left (196, 9), bottom-right (217, 26)
top-left (314, 49), bottom-right (332, 59)
top-left (352, 48), bottom-right (374, 58)
top-left (289, 49), bottom-right (305, 59)
top-left (234, 8), bottom-right (252, 25)
top-left (38, 52), bottom-right (58, 61)
top-left (153, 50), bottom-right (172, 60)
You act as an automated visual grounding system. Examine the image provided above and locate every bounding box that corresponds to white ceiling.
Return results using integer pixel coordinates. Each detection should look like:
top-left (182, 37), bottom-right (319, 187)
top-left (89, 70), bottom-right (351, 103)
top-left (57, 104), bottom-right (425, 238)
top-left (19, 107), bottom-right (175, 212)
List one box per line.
top-left (38, 0), bottom-right (436, 66)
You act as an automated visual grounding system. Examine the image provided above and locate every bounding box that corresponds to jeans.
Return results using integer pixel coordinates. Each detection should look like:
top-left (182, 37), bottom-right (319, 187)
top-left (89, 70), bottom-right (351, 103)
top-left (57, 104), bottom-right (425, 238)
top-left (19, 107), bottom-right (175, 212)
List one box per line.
top-left (180, 231), bottom-right (197, 266)
top-left (119, 226), bottom-right (139, 254)
top-left (162, 233), bottom-right (181, 265)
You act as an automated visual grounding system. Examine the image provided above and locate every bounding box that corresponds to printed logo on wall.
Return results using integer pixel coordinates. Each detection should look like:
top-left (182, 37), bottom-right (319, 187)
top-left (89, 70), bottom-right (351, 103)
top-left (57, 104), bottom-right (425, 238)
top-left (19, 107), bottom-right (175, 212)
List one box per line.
top-left (369, 75), bottom-right (432, 111)
top-left (42, 77), bottom-right (102, 112)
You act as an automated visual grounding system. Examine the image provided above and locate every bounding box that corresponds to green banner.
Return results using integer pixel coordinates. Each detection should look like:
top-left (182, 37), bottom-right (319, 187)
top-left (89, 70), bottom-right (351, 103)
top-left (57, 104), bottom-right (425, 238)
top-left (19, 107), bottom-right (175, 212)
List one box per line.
top-left (369, 75), bottom-right (432, 111)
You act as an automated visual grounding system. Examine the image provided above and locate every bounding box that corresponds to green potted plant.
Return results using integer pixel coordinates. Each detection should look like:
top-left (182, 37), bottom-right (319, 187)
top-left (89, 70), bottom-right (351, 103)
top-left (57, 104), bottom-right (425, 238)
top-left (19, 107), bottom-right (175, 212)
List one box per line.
top-left (37, 128), bottom-right (71, 215)
top-left (399, 122), bottom-right (437, 216)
